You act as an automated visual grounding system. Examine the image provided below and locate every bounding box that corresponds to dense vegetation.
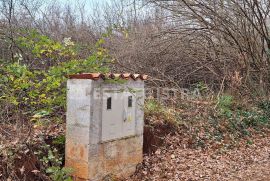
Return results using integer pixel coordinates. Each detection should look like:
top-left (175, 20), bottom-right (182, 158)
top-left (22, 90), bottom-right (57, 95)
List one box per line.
top-left (0, 29), bottom-right (111, 180)
top-left (1, 0), bottom-right (270, 180)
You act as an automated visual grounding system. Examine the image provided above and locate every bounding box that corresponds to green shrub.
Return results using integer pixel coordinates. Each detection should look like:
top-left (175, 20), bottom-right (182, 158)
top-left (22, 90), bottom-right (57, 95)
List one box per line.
top-left (144, 99), bottom-right (181, 127)
top-left (226, 107), bottom-right (269, 138)
top-left (217, 95), bottom-right (234, 117)
top-left (52, 135), bottom-right (66, 146)
top-left (0, 30), bottom-right (110, 123)
top-left (144, 99), bottom-right (164, 115)
top-left (46, 166), bottom-right (73, 181)
top-left (258, 100), bottom-right (270, 118)
top-left (35, 144), bottom-right (72, 181)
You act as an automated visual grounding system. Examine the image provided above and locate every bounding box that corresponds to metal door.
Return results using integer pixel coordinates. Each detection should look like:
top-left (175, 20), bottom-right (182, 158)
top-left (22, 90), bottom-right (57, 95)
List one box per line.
top-left (101, 90), bottom-right (123, 142)
top-left (101, 90), bottom-right (136, 142)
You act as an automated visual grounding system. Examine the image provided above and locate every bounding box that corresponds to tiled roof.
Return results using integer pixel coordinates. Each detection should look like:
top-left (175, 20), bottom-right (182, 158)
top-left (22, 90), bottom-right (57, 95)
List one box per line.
top-left (67, 73), bottom-right (148, 80)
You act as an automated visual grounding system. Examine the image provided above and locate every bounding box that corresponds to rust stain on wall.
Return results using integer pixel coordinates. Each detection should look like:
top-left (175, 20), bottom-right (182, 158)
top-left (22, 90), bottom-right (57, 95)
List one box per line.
top-left (80, 145), bottom-right (85, 159)
top-left (65, 159), bottom-right (89, 179)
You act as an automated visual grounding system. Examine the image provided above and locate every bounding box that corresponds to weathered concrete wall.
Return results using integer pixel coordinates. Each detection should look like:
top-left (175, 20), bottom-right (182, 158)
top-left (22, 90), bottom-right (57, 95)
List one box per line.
top-left (85, 135), bottom-right (143, 180)
top-left (66, 79), bottom-right (92, 179)
top-left (65, 79), bottom-right (144, 181)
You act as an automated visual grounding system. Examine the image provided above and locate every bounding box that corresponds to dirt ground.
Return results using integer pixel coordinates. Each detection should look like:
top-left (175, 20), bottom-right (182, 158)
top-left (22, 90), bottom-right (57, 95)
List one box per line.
top-left (130, 132), bottom-right (270, 181)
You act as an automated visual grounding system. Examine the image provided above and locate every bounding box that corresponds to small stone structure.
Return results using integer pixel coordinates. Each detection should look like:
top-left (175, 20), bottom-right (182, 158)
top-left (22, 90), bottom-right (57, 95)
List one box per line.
top-left (65, 73), bottom-right (147, 181)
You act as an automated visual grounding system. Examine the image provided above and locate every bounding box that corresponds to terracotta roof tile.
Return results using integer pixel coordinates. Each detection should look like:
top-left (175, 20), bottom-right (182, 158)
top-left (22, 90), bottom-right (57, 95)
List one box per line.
top-left (140, 74), bottom-right (148, 80)
top-left (107, 73), bottom-right (121, 79)
top-left (131, 74), bottom-right (140, 80)
top-left (67, 73), bottom-right (148, 81)
top-left (121, 73), bottom-right (131, 79)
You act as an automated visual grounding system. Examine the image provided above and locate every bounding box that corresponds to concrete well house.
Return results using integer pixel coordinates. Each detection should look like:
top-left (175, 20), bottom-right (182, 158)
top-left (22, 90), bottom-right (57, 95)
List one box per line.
top-left (65, 73), bottom-right (147, 181)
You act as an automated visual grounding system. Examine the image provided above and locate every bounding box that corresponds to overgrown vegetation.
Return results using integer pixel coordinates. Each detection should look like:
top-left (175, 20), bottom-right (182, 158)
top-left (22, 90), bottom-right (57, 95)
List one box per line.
top-left (36, 144), bottom-right (72, 181)
top-left (1, 0), bottom-right (270, 180)
top-left (144, 95), bottom-right (270, 152)
top-left (0, 30), bottom-right (110, 124)
top-left (0, 30), bottom-right (111, 180)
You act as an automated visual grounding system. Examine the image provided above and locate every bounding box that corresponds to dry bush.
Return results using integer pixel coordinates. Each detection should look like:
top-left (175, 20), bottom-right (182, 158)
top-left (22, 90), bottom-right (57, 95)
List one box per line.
top-left (146, 0), bottom-right (270, 96)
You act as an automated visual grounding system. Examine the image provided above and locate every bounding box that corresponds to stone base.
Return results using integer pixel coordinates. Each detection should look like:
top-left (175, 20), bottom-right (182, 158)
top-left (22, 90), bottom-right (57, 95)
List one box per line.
top-left (66, 135), bottom-right (143, 181)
